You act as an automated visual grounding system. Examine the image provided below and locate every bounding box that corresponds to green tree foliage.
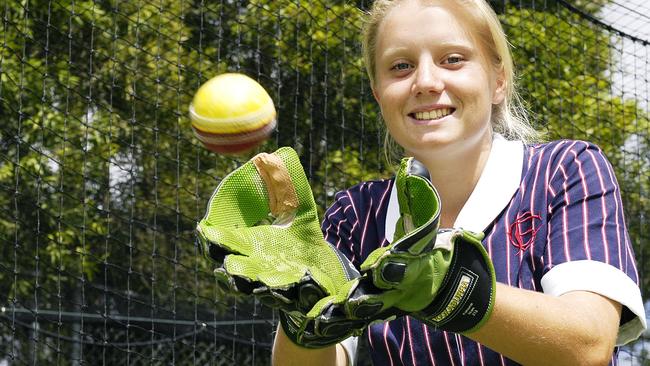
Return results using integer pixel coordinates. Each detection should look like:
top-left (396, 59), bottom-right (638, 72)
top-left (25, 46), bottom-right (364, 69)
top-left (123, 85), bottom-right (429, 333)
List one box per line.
top-left (225, 0), bottom-right (388, 209)
top-left (0, 1), bottom-right (247, 362)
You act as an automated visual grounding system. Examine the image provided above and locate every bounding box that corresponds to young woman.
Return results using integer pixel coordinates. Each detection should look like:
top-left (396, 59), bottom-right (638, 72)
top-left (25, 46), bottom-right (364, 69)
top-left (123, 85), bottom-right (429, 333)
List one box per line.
top-left (272, 0), bottom-right (646, 364)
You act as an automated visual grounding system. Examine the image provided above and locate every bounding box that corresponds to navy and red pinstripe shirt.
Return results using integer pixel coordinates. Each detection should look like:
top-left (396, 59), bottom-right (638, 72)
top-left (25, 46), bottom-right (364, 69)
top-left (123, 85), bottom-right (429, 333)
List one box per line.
top-left (322, 137), bottom-right (645, 366)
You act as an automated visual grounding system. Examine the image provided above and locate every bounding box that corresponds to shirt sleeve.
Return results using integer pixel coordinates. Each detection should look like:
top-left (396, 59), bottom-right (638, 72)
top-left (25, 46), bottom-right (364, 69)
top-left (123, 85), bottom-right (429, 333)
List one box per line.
top-left (542, 140), bottom-right (646, 345)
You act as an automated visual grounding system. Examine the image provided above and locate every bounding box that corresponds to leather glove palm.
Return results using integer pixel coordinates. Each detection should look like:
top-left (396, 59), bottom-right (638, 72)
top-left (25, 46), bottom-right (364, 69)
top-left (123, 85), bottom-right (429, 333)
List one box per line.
top-left (196, 147), bottom-right (362, 348)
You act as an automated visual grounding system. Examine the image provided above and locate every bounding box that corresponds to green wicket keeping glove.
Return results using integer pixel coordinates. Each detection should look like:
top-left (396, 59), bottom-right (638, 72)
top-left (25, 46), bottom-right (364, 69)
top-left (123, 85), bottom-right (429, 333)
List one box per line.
top-left (196, 147), bottom-right (365, 348)
top-left (346, 157), bottom-right (497, 333)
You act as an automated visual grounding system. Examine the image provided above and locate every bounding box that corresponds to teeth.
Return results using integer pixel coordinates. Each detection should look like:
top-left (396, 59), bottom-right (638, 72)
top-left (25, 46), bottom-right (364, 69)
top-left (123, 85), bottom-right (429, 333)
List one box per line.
top-left (414, 108), bottom-right (452, 120)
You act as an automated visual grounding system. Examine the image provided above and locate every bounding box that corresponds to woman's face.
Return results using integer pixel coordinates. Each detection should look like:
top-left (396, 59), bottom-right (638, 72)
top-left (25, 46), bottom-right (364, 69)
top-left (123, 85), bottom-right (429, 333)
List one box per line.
top-left (372, 0), bottom-right (505, 157)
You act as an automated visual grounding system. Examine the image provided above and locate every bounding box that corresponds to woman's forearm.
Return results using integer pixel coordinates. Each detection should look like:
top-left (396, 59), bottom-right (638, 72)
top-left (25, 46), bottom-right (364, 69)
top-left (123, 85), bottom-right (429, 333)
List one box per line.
top-left (272, 324), bottom-right (348, 366)
top-left (466, 283), bottom-right (621, 366)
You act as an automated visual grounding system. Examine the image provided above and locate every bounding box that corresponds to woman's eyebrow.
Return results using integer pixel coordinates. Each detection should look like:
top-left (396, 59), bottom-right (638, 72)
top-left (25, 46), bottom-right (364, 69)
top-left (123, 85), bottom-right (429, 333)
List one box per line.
top-left (435, 41), bottom-right (476, 53)
top-left (378, 42), bottom-right (475, 61)
top-left (377, 46), bottom-right (411, 60)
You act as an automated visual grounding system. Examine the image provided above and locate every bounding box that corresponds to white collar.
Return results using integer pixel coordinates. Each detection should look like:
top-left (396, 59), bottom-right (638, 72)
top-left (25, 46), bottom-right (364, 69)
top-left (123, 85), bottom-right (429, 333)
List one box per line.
top-left (385, 134), bottom-right (524, 242)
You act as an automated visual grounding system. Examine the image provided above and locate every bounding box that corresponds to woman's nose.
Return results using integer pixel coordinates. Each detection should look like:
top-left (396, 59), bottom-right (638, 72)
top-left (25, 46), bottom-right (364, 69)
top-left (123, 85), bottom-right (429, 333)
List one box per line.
top-left (412, 60), bottom-right (444, 96)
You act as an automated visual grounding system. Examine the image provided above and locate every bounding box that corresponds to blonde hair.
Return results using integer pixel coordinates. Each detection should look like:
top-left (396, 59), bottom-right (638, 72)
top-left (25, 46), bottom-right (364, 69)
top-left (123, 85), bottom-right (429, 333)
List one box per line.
top-left (362, 0), bottom-right (540, 161)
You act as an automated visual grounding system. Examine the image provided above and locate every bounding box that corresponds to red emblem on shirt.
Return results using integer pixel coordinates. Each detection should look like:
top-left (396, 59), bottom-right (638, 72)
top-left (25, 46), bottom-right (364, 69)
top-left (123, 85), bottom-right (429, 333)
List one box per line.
top-left (508, 212), bottom-right (541, 253)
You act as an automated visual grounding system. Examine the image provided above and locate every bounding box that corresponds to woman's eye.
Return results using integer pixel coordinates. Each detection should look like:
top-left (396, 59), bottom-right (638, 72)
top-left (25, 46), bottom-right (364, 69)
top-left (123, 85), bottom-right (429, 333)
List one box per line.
top-left (391, 62), bottom-right (411, 71)
top-left (445, 56), bottom-right (464, 64)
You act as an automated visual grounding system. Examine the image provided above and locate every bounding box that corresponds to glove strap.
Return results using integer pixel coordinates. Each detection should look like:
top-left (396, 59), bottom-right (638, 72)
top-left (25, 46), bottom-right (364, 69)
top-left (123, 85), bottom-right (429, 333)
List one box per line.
top-left (415, 230), bottom-right (496, 333)
top-left (279, 310), bottom-right (362, 349)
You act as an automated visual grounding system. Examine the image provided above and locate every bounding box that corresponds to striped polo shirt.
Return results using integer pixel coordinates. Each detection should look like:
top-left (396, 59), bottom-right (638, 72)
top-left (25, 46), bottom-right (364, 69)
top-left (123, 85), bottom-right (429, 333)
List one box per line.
top-left (322, 136), bottom-right (646, 366)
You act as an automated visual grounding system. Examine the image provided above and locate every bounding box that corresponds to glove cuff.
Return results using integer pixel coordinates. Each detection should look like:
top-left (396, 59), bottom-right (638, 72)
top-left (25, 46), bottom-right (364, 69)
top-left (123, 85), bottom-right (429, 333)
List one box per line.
top-left (279, 310), bottom-right (359, 349)
top-left (415, 230), bottom-right (496, 333)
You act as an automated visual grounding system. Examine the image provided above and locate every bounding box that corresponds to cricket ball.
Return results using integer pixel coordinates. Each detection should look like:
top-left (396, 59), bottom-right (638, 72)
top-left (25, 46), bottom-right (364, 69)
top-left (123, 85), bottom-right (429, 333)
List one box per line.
top-left (189, 73), bottom-right (276, 155)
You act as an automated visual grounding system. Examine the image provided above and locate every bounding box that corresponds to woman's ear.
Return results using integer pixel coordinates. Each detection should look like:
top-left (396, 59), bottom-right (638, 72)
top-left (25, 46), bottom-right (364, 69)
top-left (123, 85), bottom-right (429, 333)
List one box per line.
top-left (372, 86), bottom-right (380, 103)
top-left (492, 67), bottom-right (506, 105)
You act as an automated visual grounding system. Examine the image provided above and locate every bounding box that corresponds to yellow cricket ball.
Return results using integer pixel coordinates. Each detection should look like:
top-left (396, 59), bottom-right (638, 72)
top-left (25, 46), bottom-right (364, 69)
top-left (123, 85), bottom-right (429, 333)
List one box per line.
top-left (189, 73), bottom-right (276, 154)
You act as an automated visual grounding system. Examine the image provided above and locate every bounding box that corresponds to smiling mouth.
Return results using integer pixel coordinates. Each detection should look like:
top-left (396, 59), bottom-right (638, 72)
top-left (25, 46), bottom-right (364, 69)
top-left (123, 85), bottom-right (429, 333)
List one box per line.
top-left (411, 108), bottom-right (454, 120)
